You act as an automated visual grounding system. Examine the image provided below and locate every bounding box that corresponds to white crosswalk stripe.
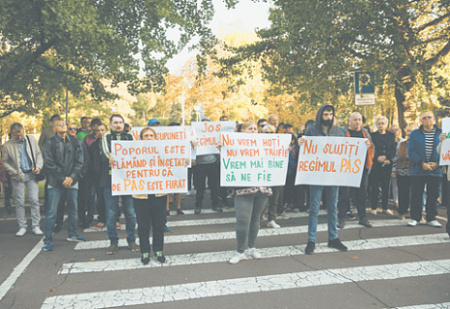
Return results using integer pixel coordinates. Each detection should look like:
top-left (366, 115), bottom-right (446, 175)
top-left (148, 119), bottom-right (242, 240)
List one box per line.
top-left (60, 233), bottom-right (449, 274)
top-left (82, 209), bottom-right (326, 232)
top-left (75, 219), bottom-right (407, 249)
top-left (42, 259), bottom-right (450, 309)
top-left (36, 207), bottom-right (449, 309)
top-left (388, 303), bottom-right (450, 309)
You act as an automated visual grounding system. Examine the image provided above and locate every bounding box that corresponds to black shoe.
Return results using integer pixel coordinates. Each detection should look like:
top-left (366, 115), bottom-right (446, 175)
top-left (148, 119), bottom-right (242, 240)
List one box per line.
top-left (359, 218), bottom-right (372, 228)
top-left (155, 251), bottom-right (166, 263)
top-left (345, 211), bottom-right (356, 221)
top-left (305, 241), bottom-right (315, 255)
top-left (328, 238), bottom-right (348, 252)
top-left (194, 207), bottom-right (201, 214)
top-left (53, 223), bottom-right (62, 233)
top-left (337, 217), bottom-right (345, 229)
top-left (141, 252), bottom-right (150, 265)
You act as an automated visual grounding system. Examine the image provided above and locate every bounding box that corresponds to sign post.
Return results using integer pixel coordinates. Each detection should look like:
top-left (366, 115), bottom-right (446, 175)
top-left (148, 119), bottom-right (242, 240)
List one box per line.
top-left (355, 72), bottom-right (375, 106)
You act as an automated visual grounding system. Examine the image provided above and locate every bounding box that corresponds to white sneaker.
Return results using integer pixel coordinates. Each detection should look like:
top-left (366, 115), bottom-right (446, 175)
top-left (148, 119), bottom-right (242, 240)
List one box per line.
top-left (407, 220), bottom-right (417, 227)
top-left (16, 228), bottom-right (27, 236)
top-left (384, 209), bottom-right (394, 215)
top-left (371, 209), bottom-right (377, 215)
top-left (228, 252), bottom-right (247, 264)
top-left (247, 248), bottom-right (261, 259)
top-left (267, 220), bottom-right (281, 229)
top-left (32, 226), bottom-right (43, 235)
top-left (427, 220), bottom-right (442, 228)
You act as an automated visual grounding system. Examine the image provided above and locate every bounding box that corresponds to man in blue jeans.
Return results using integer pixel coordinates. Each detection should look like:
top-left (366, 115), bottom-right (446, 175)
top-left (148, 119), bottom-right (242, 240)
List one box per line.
top-left (101, 114), bottom-right (138, 255)
top-left (298, 104), bottom-right (348, 255)
top-left (42, 119), bottom-right (85, 251)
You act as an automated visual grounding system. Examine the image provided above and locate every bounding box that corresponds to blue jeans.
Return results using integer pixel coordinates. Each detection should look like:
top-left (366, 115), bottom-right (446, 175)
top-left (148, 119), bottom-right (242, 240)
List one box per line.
top-left (44, 188), bottom-right (79, 242)
top-left (104, 187), bottom-right (136, 245)
top-left (308, 185), bottom-right (338, 243)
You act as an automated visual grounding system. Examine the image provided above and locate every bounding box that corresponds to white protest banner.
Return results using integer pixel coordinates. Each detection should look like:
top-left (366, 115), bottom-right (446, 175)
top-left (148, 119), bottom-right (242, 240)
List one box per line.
top-left (295, 136), bottom-right (367, 188)
top-left (111, 140), bottom-right (189, 196)
top-left (131, 126), bottom-right (195, 163)
top-left (192, 121), bottom-right (236, 155)
top-left (442, 118), bottom-right (450, 137)
top-left (439, 139), bottom-right (450, 165)
top-left (220, 132), bottom-right (291, 187)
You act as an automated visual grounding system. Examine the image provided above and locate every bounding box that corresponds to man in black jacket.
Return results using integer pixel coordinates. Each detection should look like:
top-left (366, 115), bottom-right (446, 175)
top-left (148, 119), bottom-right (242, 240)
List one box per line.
top-left (43, 119), bottom-right (85, 252)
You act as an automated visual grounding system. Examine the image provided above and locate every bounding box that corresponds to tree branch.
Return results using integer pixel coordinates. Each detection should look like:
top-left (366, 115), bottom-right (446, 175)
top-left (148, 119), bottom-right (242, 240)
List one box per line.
top-left (0, 39), bottom-right (56, 88)
top-left (416, 12), bottom-right (450, 33)
top-left (425, 38), bottom-right (450, 67)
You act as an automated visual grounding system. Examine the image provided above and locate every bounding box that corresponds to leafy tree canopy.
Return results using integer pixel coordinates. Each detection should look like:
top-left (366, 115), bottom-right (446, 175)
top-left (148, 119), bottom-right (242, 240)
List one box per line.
top-left (0, 0), bottom-right (237, 118)
top-left (218, 0), bottom-right (450, 129)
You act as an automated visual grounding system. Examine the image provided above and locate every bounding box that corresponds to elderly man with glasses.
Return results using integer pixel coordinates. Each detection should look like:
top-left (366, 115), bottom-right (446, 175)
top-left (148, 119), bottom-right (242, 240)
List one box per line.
top-left (407, 112), bottom-right (442, 228)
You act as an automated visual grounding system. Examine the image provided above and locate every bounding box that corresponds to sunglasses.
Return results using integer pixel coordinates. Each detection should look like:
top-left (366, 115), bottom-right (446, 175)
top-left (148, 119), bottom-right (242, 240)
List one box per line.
top-left (68, 127), bottom-right (77, 131)
top-left (422, 116), bottom-right (433, 119)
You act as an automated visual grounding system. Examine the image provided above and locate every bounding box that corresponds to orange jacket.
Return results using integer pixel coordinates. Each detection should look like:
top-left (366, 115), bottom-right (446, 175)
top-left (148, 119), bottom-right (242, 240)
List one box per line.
top-left (345, 129), bottom-right (374, 169)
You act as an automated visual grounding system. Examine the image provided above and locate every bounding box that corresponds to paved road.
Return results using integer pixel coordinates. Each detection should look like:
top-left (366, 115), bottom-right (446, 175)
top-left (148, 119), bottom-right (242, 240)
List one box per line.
top-left (0, 195), bottom-right (449, 309)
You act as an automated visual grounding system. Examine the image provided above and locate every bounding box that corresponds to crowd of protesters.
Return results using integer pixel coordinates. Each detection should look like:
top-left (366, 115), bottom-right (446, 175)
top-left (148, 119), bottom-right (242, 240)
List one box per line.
top-left (0, 105), bottom-right (449, 265)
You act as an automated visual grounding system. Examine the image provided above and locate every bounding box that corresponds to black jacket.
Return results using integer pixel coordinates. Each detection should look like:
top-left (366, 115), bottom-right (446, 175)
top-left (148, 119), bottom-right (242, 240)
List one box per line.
top-left (371, 131), bottom-right (396, 168)
top-left (88, 138), bottom-right (104, 182)
top-left (44, 135), bottom-right (84, 188)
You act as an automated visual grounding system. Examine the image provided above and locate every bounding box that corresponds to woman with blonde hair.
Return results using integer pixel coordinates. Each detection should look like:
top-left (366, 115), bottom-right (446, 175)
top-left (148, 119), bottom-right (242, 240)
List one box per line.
top-left (229, 121), bottom-right (272, 264)
top-left (369, 116), bottom-right (397, 215)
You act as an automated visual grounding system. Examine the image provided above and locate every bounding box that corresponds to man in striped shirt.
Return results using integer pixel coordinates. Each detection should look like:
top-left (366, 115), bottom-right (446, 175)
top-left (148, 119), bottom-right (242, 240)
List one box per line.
top-left (407, 112), bottom-right (442, 228)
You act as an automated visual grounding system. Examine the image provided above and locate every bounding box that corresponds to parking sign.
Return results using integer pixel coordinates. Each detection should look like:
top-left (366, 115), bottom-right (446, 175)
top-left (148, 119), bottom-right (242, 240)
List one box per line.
top-left (354, 72), bottom-right (375, 106)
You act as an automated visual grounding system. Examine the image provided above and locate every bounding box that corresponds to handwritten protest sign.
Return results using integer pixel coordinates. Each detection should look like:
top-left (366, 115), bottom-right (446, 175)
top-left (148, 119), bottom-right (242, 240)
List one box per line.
top-left (111, 140), bottom-right (189, 195)
top-left (132, 126), bottom-right (195, 162)
top-left (442, 118), bottom-right (450, 138)
top-left (192, 121), bottom-right (236, 155)
top-left (439, 139), bottom-right (450, 165)
top-left (295, 136), bottom-right (367, 187)
top-left (220, 132), bottom-right (291, 187)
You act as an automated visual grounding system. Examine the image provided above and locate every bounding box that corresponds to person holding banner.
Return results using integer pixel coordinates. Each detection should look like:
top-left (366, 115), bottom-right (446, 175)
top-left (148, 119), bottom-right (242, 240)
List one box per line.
top-left (133, 127), bottom-right (167, 264)
top-left (407, 112), bottom-right (442, 228)
top-left (101, 114), bottom-right (139, 255)
top-left (437, 132), bottom-right (450, 237)
top-left (298, 104), bottom-right (347, 255)
top-left (194, 117), bottom-right (222, 214)
top-left (337, 112), bottom-right (373, 229)
top-left (229, 121), bottom-right (272, 264)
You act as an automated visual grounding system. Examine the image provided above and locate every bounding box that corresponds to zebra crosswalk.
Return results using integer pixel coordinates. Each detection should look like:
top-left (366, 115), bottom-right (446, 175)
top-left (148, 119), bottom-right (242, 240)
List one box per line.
top-left (12, 207), bottom-right (450, 309)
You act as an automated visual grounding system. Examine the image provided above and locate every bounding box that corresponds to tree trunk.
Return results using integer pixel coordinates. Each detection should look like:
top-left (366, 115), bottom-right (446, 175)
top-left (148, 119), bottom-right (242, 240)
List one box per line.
top-left (394, 66), bottom-right (417, 136)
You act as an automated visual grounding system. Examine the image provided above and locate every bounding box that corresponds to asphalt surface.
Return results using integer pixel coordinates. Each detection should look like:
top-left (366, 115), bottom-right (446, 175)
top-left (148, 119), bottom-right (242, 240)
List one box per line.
top-left (0, 193), bottom-right (449, 309)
